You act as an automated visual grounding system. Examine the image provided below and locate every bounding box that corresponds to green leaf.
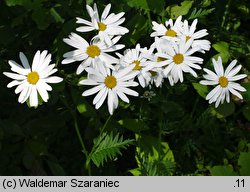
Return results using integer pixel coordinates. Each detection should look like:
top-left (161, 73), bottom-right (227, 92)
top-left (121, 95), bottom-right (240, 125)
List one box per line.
top-left (146, 0), bottom-right (165, 14)
top-left (214, 102), bottom-right (235, 117)
top-left (50, 7), bottom-right (64, 23)
top-left (4, 0), bottom-right (27, 6)
top-left (46, 160), bottom-right (66, 176)
top-left (127, 0), bottom-right (149, 10)
top-left (90, 132), bottom-right (134, 167)
top-left (188, 8), bottom-right (215, 20)
top-left (238, 152), bottom-right (250, 176)
top-left (241, 83), bottom-right (250, 101)
top-left (209, 165), bottom-right (237, 176)
top-left (192, 83), bottom-right (209, 98)
top-left (167, 1), bottom-right (193, 19)
top-left (32, 8), bottom-right (52, 30)
top-left (118, 119), bottom-right (148, 132)
top-left (243, 104), bottom-right (250, 121)
top-left (77, 103), bottom-right (87, 114)
top-left (212, 41), bottom-right (230, 63)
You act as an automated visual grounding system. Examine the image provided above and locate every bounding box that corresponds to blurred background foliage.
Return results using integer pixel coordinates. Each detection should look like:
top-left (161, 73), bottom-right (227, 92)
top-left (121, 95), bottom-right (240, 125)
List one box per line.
top-left (0, 0), bottom-right (250, 175)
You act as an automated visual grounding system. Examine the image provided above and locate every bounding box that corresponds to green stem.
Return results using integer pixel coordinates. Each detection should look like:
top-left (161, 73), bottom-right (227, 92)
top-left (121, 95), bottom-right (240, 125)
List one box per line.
top-left (72, 111), bottom-right (92, 175)
top-left (100, 115), bottom-right (112, 135)
top-left (85, 115), bottom-right (112, 170)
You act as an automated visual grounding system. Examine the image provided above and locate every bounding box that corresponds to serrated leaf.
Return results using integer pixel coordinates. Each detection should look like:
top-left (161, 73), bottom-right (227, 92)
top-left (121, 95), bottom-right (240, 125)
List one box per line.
top-left (90, 132), bottom-right (134, 167)
top-left (188, 8), bottom-right (215, 20)
top-left (238, 152), bottom-right (250, 176)
top-left (167, 1), bottom-right (193, 19)
top-left (192, 83), bottom-right (209, 98)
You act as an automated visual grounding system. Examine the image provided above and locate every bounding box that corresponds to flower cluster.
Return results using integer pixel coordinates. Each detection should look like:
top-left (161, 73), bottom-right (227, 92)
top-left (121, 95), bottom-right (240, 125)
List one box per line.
top-left (3, 3), bottom-right (248, 114)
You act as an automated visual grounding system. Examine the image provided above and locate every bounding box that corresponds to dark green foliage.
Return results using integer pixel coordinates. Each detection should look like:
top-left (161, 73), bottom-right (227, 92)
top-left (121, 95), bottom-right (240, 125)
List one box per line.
top-left (90, 132), bottom-right (134, 167)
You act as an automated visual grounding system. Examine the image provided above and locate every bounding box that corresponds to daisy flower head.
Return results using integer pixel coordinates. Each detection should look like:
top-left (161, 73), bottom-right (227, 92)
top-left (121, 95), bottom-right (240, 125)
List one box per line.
top-left (3, 51), bottom-right (63, 107)
top-left (180, 19), bottom-right (211, 53)
top-left (200, 56), bottom-right (247, 107)
top-left (155, 37), bottom-right (203, 84)
top-left (76, 3), bottom-right (129, 46)
top-left (120, 44), bottom-right (152, 88)
top-left (62, 33), bottom-right (124, 74)
top-left (79, 63), bottom-right (139, 115)
top-left (143, 37), bottom-right (175, 87)
top-left (151, 16), bottom-right (183, 42)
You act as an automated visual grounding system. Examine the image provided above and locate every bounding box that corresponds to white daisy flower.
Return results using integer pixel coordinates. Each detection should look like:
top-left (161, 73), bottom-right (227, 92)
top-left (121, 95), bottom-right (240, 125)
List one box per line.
top-left (180, 19), bottom-right (211, 53)
top-left (155, 37), bottom-right (203, 84)
top-left (143, 37), bottom-right (175, 87)
top-left (62, 33), bottom-right (124, 74)
top-left (79, 63), bottom-right (139, 115)
top-left (200, 56), bottom-right (247, 107)
top-left (3, 51), bottom-right (63, 107)
top-left (150, 16), bottom-right (183, 42)
top-left (120, 44), bottom-right (152, 88)
top-left (76, 3), bottom-right (129, 46)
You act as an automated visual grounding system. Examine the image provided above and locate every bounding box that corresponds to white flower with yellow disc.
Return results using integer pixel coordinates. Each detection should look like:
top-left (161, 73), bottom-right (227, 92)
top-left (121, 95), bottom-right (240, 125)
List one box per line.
top-left (180, 19), bottom-right (211, 53)
top-left (120, 44), bottom-right (152, 88)
top-left (76, 3), bottom-right (129, 46)
top-left (79, 63), bottom-right (139, 115)
top-left (200, 56), bottom-right (247, 107)
top-left (155, 37), bottom-right (203, 84)
top-left (150, 16), bottom-right (183, 42)
top-left (62, 33), bottom-right (124, 74)
top-left (3, 51), bottom-right (63, 107)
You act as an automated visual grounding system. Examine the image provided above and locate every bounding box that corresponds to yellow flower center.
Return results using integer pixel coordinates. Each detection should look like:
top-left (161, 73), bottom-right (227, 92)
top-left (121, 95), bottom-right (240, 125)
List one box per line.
top-left (157, 57), bottom-right (166, 62)
top-left (104, 75), bottom-right (117, 89)
top-left (165, 29), bottom-right (177, 37)
top-left (27, 71), bottom-right (39, 85)
top-left (219, 76), bottom-right (228, 88)
top-left (98, 22), bottom-right (107, 31)
top-left (86, 45), bottom-right (101, 58)
top-left (186, 36), bottom-right (191, 42)
top-left (132, 60), bottom-right (142, 70)
top-left (149, 70), bottom-right (157, 77)
top-left (173, 53), bottom-right (184, 64)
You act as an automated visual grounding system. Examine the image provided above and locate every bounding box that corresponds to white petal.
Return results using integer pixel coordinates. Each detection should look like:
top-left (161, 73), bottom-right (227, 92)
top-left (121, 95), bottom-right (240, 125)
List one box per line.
top-left (228, 74), bottom-right (247, 81)
top-left (82, 84), bottom-right (104, 96)
top-left (32, 50), bottom-right (41, 71)
top-left (19, 52), bottom-right (31, 69)
top-left (93, 87), bottom-right (106, 105)
top-left (200, 80), bottom-right (218, 85)
top-left (3, 72), bottom-right (26, 80)
top-left (7, 80), bottom-right (23, 88)
top-left (37, 82), bottom-right (49, 102)
top-left (228, 87), bottom-right (243, 99)
top-left (224, 60), bottom-right (237, 76)
top-left (107, 89), bottom-right (114, 115)
top-left (44, 76), bottom-right (63, 84)
top-left (29, 86), bottom-right (38, 107)
top-left (95, 88), bottom-right (108, 109)
top-left (116, 90), bottom-right (129, 103)
top-left (120, 87), bottom-right (138, 97)
top-left (206, 85), bottom-right (221, 100)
